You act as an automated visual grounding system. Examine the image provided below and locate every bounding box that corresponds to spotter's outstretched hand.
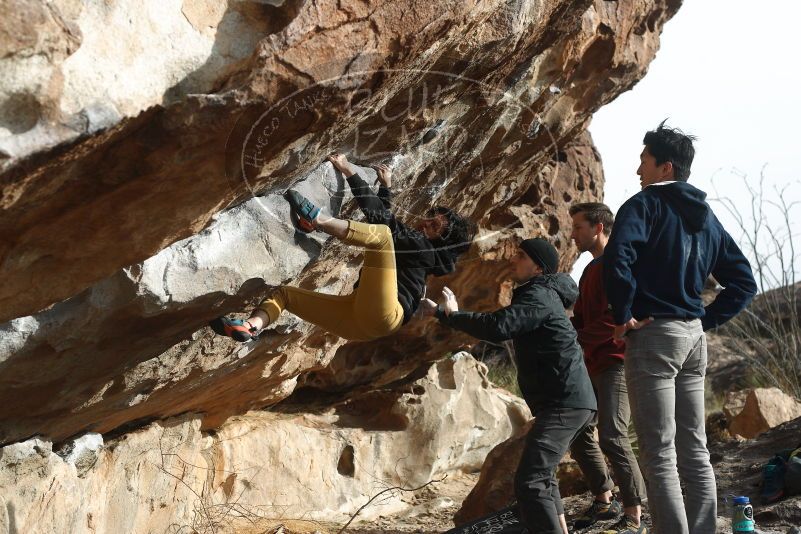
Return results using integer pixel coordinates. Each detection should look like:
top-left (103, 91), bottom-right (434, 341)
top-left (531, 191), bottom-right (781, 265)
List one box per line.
top-left (442, 286), bottom-right (459, 315)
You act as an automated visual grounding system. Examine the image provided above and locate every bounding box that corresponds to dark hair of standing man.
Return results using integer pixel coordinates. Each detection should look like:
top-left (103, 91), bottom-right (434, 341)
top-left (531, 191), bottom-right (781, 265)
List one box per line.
top-left (568, 202), bottom-right (615, 236)
top-left (643, 119), bottom-right (697, 181)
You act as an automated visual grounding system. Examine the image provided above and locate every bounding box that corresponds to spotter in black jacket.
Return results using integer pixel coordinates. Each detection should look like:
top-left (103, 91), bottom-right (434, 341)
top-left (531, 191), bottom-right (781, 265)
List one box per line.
top-left (436, 273), bottom-right (596, 413)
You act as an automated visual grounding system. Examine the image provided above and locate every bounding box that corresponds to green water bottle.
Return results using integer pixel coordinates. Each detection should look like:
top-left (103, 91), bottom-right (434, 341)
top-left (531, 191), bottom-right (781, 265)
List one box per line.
top-left (732, 496), bottom-right (755, 533)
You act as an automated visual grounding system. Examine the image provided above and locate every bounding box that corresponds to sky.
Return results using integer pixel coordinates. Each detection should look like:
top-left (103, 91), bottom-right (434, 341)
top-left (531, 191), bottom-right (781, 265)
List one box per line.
top-left (572, 0), bottom-right (801, 289)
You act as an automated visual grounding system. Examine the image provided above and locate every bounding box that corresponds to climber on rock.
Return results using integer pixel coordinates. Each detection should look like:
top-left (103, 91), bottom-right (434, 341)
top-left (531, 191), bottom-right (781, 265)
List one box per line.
top-left (420, 238), bottom-right (597, 534)
top-left (210, 152), bottom-right (476, 342)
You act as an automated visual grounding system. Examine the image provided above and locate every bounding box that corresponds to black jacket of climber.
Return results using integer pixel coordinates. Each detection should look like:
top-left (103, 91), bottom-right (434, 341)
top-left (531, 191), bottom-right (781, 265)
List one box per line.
top-left (436, 274), bottom-right (597, 413)
top-left (347, 173), bottom-right (458, 325)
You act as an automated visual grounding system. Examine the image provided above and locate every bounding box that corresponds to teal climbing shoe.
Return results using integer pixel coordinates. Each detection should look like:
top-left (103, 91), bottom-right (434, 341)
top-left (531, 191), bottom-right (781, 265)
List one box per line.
top-left (284, 189), bottom-right (320, 233)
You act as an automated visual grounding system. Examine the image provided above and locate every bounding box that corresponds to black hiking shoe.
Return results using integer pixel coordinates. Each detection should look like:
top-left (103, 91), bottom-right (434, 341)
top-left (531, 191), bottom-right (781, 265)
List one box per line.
top-left (573, 498), bottom-right (622, 529)
top-left (601, 515), bottom-right (647, 534)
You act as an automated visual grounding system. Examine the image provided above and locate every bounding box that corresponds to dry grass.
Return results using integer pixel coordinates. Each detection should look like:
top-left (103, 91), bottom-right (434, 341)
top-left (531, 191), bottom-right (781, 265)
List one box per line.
top-left (485, 363), bottom-right (522, 397)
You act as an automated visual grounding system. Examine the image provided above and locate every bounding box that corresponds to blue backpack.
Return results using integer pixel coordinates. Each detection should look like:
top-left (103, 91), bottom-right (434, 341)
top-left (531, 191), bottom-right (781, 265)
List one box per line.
top-left (761, 444), bottom-right (801, 504)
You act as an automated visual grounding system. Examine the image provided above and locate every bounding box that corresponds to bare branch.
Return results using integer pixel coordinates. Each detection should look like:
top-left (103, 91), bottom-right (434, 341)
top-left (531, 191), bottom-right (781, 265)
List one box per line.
top-left (713, 169), bottom-right (801, 398)
top-left (336, 475), bottom-right (447, 534)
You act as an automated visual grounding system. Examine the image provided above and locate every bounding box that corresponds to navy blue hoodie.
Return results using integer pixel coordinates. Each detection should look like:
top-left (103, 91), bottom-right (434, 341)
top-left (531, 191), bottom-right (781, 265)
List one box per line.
top-left (604, 181), bottom-right (757, 331)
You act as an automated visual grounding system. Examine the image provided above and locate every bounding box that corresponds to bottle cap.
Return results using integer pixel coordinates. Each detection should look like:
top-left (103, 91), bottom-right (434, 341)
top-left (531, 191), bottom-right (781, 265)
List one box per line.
top-left (733, 496), bottom-right (750, 505)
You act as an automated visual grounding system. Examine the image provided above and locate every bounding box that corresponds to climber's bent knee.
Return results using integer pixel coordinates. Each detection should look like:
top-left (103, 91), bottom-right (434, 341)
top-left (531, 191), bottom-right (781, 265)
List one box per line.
top-left (344, 221), bottom-right (392, 250)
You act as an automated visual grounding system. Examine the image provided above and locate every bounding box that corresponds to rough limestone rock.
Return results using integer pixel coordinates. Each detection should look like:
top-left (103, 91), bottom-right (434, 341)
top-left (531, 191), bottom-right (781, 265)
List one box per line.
top-left (0, 354), bottom-right (529, 532)
top-left (723, 389), bottom-right (750, 421)
top-left (0, 0), bottom-right (271, 164)
top-left (453, 419), bottom-right (588, 525)
top-left (0, 0), bottom-right (680, 447)
top-left (0, 0), bottom-right (681, 530)
top-left (0, 159), bottom-right (364, 444)
top-left (729, 388), bottom-right (801, 439)
top-left (54, 432), bottom-right (103, 477)
top-left (0, 0), bottom-right (681, 323)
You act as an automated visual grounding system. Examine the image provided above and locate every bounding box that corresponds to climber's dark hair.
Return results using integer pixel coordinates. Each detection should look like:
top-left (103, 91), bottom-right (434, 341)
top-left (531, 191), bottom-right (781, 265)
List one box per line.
top-left (428, 207), bottom-right (476, 256)
top-left (643, 119), bottom-right (697, 181)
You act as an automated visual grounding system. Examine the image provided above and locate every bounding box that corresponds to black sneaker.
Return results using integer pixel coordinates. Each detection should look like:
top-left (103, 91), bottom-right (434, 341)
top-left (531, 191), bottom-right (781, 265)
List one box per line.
top-left (573, 499), bottom-right (622, 529)
top-left (601, 515), bottom-right (647, 534)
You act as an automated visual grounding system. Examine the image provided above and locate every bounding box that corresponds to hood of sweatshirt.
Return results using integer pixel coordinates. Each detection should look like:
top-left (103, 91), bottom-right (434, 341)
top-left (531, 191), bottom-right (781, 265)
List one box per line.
top-left (652, 181), bottom-right (710, 233)
top-left (522, 273), bottom-right (579, 308)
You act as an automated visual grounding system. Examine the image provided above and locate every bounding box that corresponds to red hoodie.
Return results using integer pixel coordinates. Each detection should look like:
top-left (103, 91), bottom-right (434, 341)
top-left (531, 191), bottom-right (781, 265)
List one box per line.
top-left (571, 256), bottom-right (625, 376)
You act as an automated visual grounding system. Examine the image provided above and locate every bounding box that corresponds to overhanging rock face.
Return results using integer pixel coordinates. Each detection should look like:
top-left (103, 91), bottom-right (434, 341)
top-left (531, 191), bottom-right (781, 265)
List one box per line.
top-left (1, 0), bottom-right (680, 447)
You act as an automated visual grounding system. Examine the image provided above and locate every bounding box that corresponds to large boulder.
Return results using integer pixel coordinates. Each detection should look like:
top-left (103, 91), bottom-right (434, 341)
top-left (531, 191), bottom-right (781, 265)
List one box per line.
top-left (723, 389), bottom-right (750, 421)
top-left (0, 0), bottom-right (680, 324)
top-left (0, 353), bottom-right (529, 532)
top-left (728, 388), bottom-right (801, 439)
top-left (454, 419), bottom-right (588, 525)
top-left (0, 0), bottom-right (682, 529)
top-left (0, 0), bottom-right (680, 447)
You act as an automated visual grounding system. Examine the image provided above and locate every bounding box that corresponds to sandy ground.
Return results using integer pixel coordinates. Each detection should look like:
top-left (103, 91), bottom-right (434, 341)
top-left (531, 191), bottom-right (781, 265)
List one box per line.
top-left (228, 402), bottom-right (801, 534)
top-left (228, 458), bottom-right (800, 534)
top-left (346, 471), bottom-right (800, 534)
top-left (347, 472), bottom-right (479, 533)
top-left (345, 417), bottom-right (801, 534)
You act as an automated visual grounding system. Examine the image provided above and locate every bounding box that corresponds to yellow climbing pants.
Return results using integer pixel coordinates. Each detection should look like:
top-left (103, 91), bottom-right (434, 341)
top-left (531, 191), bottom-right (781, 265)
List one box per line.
top-left (257, 221), bottom-right (404, 341)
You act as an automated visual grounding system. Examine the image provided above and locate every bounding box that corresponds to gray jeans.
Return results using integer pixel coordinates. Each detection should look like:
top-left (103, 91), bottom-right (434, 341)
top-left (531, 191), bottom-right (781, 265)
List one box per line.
top-left (626, 319), bottom-right (716, 534)
top-left (570, 361), bottom-right (646, 507)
